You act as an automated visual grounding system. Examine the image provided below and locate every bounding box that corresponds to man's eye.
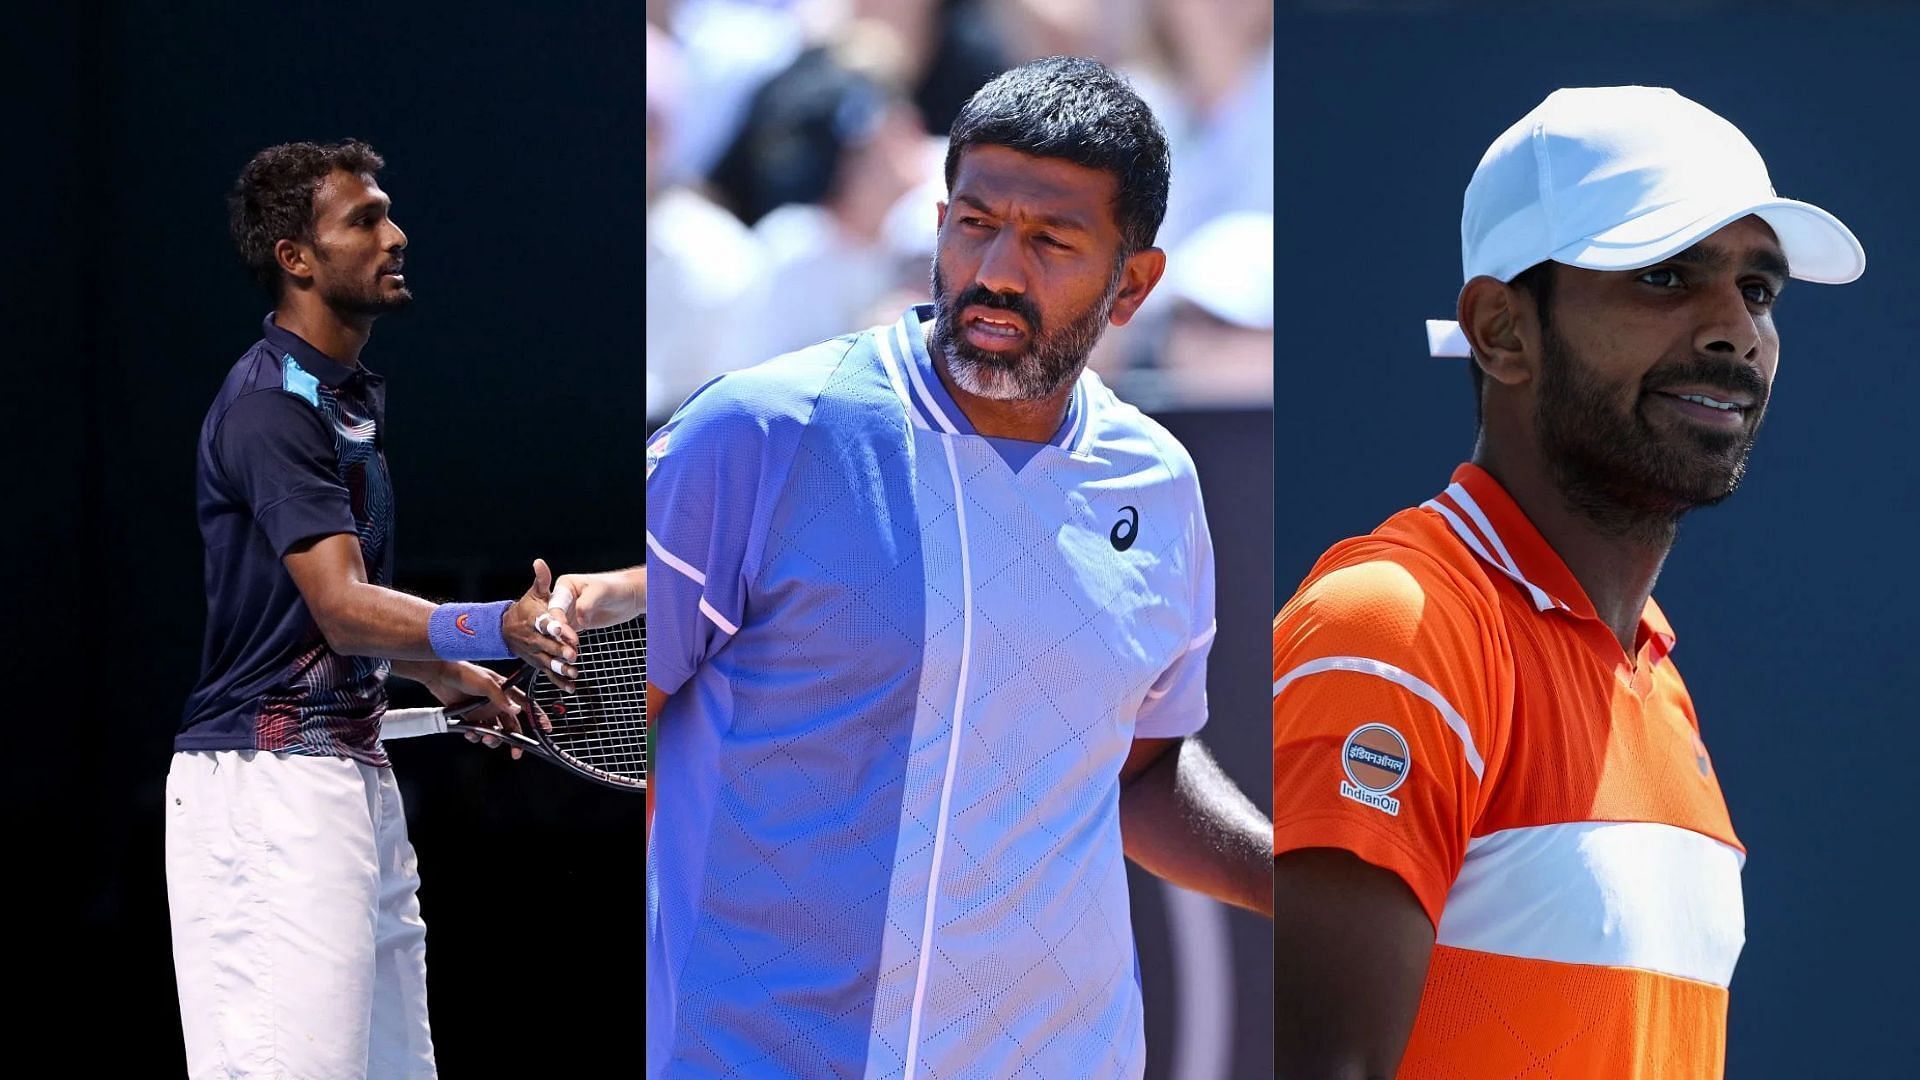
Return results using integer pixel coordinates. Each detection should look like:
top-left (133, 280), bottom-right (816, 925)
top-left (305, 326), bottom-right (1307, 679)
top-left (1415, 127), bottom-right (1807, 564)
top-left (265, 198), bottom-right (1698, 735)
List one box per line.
top-left (1637, 268), bottom-right (1683, 288)
top-left (1743, 283), bottom-right (1777, 306)
top-left (1037, 234), bottom-right (1068, 250)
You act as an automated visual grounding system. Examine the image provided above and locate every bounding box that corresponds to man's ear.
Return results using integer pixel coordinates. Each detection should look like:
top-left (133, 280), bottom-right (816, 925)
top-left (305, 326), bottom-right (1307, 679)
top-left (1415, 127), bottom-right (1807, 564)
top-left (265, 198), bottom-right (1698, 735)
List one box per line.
top-left (274, 237), bottom-right (315, 289)
top-left (1108, 246), bottom-right (1167, 327)
top-left (1459, 274), bottom-right (1540, 389)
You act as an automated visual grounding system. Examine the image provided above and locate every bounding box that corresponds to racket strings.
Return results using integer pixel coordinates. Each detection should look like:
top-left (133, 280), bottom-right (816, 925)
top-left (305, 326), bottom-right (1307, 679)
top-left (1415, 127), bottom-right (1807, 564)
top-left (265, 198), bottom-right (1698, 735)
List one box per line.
top-left (531, 616), bottom-right (647, 784)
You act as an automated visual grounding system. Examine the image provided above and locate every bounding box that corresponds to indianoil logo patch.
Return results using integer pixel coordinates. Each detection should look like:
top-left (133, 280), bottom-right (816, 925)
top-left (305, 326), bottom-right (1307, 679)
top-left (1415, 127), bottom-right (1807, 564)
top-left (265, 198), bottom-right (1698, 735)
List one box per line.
top-left (1340, 723), bottom-right (1409, 816)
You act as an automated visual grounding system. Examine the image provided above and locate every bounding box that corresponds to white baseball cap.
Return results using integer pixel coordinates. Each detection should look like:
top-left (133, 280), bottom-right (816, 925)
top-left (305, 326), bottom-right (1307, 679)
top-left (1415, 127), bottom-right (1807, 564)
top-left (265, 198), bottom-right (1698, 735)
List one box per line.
top-left (1429, 85), bottom-right (1864, 357)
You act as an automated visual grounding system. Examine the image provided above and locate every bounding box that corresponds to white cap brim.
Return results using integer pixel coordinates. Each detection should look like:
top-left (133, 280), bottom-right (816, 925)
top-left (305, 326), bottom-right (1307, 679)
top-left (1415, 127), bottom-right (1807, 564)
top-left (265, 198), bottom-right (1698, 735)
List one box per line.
top-left (1553, 196), bottom-right (1865, 285)
top-left (1433, 195), bottom-right (1866, 357)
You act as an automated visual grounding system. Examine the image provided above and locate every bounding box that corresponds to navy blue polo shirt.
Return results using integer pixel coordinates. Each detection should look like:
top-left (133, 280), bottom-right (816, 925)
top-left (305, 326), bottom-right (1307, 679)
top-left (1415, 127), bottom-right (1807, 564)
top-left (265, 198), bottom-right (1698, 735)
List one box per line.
top-left (178, 315), bottom-right (397, 766)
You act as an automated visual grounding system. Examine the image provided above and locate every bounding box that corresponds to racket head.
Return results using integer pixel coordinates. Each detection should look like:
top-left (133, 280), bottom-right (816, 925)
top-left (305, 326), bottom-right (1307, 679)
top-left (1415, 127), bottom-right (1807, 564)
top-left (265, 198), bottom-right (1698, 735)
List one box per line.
top-left (523, 615), bottom-right (647, 792)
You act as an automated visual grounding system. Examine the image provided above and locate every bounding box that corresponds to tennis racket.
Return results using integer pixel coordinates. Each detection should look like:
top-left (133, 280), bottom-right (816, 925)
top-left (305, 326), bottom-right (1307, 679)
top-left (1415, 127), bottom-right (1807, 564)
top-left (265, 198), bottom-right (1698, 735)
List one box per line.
top-left (382, 615), bottom-right (646, 792)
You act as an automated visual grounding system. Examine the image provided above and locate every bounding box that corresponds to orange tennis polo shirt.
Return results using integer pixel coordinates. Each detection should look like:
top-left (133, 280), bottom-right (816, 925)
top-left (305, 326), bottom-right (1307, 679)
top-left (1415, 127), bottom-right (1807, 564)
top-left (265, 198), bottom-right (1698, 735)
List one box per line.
top-left (1272, 463), bottom-right (1745, 1079)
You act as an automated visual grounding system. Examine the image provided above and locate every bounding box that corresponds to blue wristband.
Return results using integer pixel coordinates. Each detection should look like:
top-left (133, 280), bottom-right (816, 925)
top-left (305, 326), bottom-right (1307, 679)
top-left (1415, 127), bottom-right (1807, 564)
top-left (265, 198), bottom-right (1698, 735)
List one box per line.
top-left (428, 600), bottom-right (514, 661)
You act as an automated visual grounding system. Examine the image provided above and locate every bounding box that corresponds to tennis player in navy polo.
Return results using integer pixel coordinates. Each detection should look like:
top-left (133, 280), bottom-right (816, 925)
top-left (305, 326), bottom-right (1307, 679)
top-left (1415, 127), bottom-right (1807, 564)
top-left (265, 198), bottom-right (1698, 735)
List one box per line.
top-left (645, 59), bottom-right (1274, 1078)
top-left (167, 140), bottom-right (581, 1080)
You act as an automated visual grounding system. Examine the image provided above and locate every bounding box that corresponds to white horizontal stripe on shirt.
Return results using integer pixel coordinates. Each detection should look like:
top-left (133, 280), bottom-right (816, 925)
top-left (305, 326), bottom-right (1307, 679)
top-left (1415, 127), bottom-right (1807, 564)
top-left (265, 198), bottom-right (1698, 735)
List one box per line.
top-left (1436, 819), bottom-right (1746, 988)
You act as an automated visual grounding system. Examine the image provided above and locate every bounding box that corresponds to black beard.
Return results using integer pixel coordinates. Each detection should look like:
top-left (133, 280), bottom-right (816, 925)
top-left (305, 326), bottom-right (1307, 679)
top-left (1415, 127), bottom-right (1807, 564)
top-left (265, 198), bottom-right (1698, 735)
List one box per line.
top-left (313, 247), bottom-right (412, 317)
top-left (928, 258), bottom-right (1121, 402)
top-left (1535, 321), bottom-right (1770, 540)
top-left (327, 277), bottom-right (413, 316)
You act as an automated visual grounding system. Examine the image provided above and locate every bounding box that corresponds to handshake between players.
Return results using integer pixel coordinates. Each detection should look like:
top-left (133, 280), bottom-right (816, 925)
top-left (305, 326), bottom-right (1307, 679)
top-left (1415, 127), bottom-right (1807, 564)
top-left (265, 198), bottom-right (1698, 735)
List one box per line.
top-left (447, 560), bottom-right (644, 754)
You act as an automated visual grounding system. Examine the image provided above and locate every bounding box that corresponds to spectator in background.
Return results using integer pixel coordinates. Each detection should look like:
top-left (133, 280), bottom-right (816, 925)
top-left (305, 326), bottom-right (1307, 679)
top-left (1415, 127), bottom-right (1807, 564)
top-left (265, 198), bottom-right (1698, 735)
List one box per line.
top-left (910, 0), bottom-right (1013, 133)
top-left (646, 22), bottom-right (766, 422)
top-left (709, 29), bottom-right (941, 364)
top-left (648, 0), bottom-right (1276, 413)
top-left (658, 0), bottom-right (811, 185)
top-left (984, 0), bottom-right (1137, 67)
top-left (1149, 210), bottom-right (1274, 408)
top-left (1133, 0), bottom-right (1273, 249)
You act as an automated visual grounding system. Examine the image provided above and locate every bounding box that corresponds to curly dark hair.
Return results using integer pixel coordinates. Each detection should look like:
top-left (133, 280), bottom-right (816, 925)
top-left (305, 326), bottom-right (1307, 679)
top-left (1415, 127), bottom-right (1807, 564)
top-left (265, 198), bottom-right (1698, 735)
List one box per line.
top-left (228, 139), bottom-right (386, 297)
top-left (945, 57), bottom-right (1171, 255)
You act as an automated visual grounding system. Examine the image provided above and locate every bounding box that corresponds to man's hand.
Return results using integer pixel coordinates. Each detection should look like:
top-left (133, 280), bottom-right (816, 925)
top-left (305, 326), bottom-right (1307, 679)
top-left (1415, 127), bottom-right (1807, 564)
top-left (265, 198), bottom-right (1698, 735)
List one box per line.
top-left (504, 558), bottom-right (581, 690)
top-left (420, 660), bottom-right (534, 759)
top-left (547, 565), bottom-right (645, 630)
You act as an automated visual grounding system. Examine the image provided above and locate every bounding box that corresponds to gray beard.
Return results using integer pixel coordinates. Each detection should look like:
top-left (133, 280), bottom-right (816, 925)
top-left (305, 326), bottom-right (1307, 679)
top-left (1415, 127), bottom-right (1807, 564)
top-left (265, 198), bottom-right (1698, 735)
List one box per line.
top-left (929, 260), bottom-right (1122, 402)
top-left (944, 347), bottom-right (1074, 401)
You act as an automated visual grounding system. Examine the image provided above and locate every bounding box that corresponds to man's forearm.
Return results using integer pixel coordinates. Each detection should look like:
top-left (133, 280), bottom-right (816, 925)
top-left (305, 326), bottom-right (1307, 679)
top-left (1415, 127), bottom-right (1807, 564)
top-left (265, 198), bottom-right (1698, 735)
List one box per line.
top-left (604, 566), bottom-right (646, 621)
top-left (287, 533), bottom-right (492, 660)
top-left (1119, 738), bottom-right (1274, 916)
top-left (390, 658), bottom-right (453, 686)
top-left (285, 536), bottom-right (565, 674)
top-left (328, 584), bottom-right (537, 669)
top-left (322, 582), bottom-right (443, 659)
top-left (553, 565), bottom-right (647, 628)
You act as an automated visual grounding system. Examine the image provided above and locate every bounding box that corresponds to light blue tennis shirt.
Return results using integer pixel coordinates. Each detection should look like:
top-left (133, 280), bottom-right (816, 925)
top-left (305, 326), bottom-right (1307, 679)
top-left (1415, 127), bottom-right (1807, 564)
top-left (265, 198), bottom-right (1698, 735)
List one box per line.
top-left (645, 305), bottom-right (1216, 1079)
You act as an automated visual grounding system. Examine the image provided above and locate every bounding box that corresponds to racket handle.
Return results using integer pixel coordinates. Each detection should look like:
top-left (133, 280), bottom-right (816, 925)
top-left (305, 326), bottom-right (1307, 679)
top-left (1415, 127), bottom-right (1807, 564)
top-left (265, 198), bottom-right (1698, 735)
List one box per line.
top-left (382, 696), bottom-right (493, 740)
top-left (381, 707), bottom-right (451, 740)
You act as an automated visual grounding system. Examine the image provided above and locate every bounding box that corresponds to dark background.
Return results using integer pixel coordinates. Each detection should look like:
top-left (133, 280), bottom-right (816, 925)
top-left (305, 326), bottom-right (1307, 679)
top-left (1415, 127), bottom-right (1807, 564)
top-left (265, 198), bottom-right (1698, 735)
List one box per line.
top-left (20, 3), bottom-right (640, 1074)
top-left (1278, 2), bottom-right (1919, 1074)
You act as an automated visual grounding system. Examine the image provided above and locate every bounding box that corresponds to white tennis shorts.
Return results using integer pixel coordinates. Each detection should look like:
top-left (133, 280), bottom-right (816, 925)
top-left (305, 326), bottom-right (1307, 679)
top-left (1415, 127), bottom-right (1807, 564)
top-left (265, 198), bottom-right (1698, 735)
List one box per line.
top-left (165, 750), bottom-right (435, 1079)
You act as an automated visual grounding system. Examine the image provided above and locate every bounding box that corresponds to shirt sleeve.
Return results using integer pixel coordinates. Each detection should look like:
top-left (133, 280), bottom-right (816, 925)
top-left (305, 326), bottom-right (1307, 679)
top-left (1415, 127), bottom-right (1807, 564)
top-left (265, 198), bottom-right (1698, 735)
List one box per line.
top-left (213, 390), bottom-right (357, 557)
top-left (1133, 461), bottom-right (1216, 740)
top-left (1271, 548), bottom-right (1505, 927)
top-left (643, 373), bottom-right (804, 696)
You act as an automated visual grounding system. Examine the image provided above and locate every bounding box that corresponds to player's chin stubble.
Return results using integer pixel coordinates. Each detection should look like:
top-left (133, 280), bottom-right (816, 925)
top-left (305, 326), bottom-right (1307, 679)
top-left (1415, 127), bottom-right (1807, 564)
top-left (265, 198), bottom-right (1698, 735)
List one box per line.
top-left (327, 272), bottom-right (413, 316)
top-left (1535, 325), bottom-right (1768, 534)
top-left (929, 261), bottom-right (1120, 402)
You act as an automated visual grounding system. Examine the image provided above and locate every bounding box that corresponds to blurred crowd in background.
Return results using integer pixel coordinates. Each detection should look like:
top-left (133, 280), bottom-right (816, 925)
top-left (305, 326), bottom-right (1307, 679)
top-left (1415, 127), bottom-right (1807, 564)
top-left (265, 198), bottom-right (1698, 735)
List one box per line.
top-left (646, 0), bottom-right (1275, 425)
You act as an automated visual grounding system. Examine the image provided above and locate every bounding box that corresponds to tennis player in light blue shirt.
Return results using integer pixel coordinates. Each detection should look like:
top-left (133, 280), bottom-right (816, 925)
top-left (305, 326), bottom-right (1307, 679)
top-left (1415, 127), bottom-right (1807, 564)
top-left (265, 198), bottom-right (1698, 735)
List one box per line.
top-left (645, 57), bottom-right (1274, 1079)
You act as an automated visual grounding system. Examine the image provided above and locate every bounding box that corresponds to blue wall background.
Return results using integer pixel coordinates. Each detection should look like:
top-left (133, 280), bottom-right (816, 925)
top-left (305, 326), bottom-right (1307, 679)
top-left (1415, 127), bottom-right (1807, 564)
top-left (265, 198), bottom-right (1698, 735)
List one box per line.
top-left (1277, 3), bottom-right (1920, 1073)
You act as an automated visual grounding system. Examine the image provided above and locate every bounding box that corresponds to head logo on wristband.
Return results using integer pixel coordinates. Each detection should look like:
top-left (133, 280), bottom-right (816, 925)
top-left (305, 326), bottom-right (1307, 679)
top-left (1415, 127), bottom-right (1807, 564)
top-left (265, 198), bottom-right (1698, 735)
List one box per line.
top-left (430, 600), bottom-right (514, 660)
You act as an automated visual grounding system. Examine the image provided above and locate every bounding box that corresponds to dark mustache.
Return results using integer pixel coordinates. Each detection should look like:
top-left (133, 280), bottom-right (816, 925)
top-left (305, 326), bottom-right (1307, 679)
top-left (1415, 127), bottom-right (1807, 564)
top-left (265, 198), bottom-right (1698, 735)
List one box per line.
top-left (951, 284), bottom-right (1041, 334)
top-left (1644, 358), bottom-right (1768, 402)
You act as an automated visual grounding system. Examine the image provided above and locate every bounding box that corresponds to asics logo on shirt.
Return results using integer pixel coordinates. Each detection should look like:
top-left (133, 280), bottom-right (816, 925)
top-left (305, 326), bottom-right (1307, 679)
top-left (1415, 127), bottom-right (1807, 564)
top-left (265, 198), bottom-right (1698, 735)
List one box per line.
top-left (1111, 506), bottom-right (1139, 551)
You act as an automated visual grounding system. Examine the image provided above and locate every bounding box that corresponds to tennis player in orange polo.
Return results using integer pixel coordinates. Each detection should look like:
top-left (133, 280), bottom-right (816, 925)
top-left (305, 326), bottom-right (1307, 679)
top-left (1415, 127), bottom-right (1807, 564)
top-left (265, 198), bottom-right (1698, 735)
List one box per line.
top-left (1271, 86), bottom-right (1866, 1078)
